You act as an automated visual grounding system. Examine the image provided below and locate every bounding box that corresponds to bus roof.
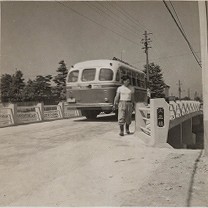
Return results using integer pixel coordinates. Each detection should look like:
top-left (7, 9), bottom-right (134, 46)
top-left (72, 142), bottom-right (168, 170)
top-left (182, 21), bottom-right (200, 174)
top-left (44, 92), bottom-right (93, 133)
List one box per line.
top-left (71, 59), bottom-right (145, 74)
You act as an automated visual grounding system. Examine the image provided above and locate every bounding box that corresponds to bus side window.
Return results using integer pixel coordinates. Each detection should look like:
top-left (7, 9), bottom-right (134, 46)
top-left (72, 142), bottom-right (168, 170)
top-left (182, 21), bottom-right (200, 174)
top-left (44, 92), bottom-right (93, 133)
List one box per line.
top-left (140, 74), bottom-right (145, 88)
top-left (68, 70), bottom-right (79, 82)
top-left (116, 70), bottom-right (120, 81)
top-left (132, 72), bottom-right (137, 86)
top-left (137, 73), bottom-right (141, 87)
top-left (118, 67), bottom-right (127, 81)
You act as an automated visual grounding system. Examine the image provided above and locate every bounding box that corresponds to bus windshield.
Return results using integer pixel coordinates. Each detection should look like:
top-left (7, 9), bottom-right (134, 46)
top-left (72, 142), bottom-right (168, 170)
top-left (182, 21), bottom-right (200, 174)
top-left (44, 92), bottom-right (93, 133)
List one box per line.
top-left (99, 68), bottom-right (113, 81)
top-left (81, 68), bottom-right (96, 82)
top-left (68, 70), bottom-right (79, 82)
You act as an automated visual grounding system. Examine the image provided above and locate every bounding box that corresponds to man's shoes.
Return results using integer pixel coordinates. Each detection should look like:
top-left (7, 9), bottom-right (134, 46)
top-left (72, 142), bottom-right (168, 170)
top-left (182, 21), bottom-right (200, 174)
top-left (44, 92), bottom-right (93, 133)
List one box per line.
top-left (119, 125), bottom-right (124, 136)
top-left (126, 124), bottom-right (130, 134)
top-left (126, 130), bottom-right (130, 134)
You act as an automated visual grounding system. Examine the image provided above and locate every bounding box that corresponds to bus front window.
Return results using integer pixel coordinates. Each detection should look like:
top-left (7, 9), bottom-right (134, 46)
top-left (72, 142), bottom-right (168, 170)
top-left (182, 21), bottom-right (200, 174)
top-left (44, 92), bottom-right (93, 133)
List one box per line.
top-left (81, 68), bottom-right (96, 82)
top-left (68, 70), bottom-right (79, 82)
top-left (99, 68), bottom-right (113, 81)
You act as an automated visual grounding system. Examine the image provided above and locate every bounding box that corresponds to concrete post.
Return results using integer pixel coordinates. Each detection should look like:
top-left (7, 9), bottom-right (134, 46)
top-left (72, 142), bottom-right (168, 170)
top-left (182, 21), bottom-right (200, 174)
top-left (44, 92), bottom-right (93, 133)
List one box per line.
top-left (58, 102), bottom-right (64, 118)
top-left (7, 103), bottom-right (17, 124)
top-left (150, 98), bottom-right (170, 147)
top-left (36, 103), bottom-right (44, 121)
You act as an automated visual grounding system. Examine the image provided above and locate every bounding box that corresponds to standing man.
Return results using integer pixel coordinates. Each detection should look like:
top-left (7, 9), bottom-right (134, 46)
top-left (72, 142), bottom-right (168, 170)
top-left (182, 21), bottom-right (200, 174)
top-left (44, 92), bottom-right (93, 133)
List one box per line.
top-left (113, 75), bottom-right (135, 136)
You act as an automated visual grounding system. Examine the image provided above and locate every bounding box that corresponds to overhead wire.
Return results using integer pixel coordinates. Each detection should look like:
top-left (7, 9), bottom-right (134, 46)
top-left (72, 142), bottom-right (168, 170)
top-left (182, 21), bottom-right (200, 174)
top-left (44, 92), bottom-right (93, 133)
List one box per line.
top-left (56, 1), bottom-right (140, 46)
top-left (95, 1), bottom-right (141, 35)
top-left (108, 1), bottom-right (147, 33)
top-left (103, 1), bottom-right (161, 62)
top-left (169, 0), bottom-right (201, 61)
top-left (84, 2), bottom-right (139, 37)
top-left (107, 1), bottom-right (164, 63)
top-left (163, 0), bottom-right (201, 68)
top-left (133, 51), bottom-right (201, 64)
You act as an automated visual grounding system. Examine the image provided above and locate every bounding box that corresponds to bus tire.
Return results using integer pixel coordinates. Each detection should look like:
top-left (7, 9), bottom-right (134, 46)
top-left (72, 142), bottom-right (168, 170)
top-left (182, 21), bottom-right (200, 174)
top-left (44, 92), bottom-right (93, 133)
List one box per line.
top-left (114, 110), bottom-right (118, 118)
top-left (81, 110), bottom-right (98, 120)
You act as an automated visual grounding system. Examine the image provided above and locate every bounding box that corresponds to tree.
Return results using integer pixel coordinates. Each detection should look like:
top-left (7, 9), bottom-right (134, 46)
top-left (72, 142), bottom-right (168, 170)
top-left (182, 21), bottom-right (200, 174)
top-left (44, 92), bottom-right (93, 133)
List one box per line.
top-left (143, 63), bottom-right (166, 98)
top-left (22, 75), bottom-right (54, 103)
top-left (10, 70), bottom-right (25, 102)
top-left (22, 79), bottom-right (37, 102)
top-left (34, 75), bottom-right (53, 102)
top-left (194, 96), bottom-right (202, 102)
top-left (182, 96), bottom-right (191, 100)
top-left (0, 70), bottom-right (25, 102)
top-left (1, 74), bottom-right (12, 102)
top-left (53, 60), bottom-right (68, 101)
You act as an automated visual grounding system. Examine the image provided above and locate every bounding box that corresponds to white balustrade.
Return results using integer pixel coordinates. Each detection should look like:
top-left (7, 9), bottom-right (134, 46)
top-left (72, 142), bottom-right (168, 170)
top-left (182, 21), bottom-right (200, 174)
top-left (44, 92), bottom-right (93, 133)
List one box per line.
top-left (0, 102), bottom-right (81, 127)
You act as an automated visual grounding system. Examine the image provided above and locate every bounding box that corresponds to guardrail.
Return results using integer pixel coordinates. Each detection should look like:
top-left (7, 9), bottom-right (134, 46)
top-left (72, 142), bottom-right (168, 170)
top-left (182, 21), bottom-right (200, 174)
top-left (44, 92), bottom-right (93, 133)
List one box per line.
top-left (0, 102), bottom-right (81, 127)
top-left (135, 98), bottom-right (201, 147)
top-left (169, 100), bottom-right (201, 120)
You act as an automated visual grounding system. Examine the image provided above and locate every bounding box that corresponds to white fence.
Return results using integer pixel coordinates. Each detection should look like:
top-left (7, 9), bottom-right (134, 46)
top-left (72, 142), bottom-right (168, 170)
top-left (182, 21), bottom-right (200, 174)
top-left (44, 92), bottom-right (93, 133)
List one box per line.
top-left (0, 102), bottom-right (81, 127)
top-left (135, 98), bottom-right (201, 147)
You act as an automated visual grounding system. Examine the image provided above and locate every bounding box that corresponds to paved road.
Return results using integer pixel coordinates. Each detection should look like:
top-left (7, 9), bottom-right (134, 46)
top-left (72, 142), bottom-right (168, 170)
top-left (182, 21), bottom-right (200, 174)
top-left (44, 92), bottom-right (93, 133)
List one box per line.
top-left (0, 115), bottom-right (207, 206)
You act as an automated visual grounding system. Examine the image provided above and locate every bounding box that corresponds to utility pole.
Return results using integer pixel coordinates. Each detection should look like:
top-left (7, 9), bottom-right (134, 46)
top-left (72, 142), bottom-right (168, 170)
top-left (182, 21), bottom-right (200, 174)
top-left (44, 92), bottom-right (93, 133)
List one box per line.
top-left (198, 1), bottom-right (208, 156)
top-left (194, 91), bottom-right (198, 100)
top-left (188, 88), bottom-right (190, 99)
top-left (177, 80), bottom-right (182, 100)
top-left (141, 31), bottom-right (152, 103)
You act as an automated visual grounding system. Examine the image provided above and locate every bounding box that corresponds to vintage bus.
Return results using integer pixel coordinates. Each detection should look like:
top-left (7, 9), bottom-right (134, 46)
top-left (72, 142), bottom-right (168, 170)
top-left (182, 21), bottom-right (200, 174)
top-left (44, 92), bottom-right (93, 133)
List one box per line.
top-left (66, 58), bottom-right (147, 119)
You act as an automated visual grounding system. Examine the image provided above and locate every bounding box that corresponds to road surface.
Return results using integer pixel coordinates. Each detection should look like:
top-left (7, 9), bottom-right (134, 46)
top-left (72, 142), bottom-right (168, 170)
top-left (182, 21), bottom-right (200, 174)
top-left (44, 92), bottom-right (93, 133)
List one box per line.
top-left (0, 115), bottom-right (207, 206)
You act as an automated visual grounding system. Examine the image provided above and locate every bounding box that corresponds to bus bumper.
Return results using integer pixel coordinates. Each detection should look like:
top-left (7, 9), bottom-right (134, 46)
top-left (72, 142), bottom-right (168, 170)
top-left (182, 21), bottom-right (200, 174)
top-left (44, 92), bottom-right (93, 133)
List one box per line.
top-left (65, 103), bottom-right (113, 111)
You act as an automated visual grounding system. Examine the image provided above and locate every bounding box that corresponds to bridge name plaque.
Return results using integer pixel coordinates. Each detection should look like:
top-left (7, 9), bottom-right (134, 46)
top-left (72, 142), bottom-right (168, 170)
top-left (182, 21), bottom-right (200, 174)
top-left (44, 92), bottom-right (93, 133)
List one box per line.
top-left (157, 107), bottom-right (164, 127)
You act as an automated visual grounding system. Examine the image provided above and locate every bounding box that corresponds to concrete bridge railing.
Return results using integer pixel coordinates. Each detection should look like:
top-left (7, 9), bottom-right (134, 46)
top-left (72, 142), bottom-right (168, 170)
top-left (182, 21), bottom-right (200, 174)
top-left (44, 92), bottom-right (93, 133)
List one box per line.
top-left (0, 102), bottom-right (81, 127)
top-left (135, 98), bottom-right (202, 148)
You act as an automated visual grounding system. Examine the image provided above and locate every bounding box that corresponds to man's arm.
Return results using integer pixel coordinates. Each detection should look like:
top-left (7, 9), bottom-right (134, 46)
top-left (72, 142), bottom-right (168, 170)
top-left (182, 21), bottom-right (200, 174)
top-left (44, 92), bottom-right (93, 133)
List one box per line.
top-left (114, 92), bottom-right (120, 105)
top-left (131, 87), bottom-right (135, 109)
top-left (113, 91), bottom-right (120, 111)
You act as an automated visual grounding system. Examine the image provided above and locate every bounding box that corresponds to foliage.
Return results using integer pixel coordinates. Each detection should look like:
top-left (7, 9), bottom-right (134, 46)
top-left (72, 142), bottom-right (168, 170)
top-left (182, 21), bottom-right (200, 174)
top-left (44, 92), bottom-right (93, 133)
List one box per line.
top-left (0, 60), bottom-right (68, 103)
top-left (1, 70), bottom-right (25, 102)
top-left (181, 96), bottom-right (191, 100)
top-left (22, 75), bottom-right (54, 103)
top-left (1, 74), bottom-right (12, 102)
top-left (10, 70), bottom-right (25, 102)
top-left (53, 60), bottom-right (68, 101)
top-left (194, 96), bottom-right (202, 102)
top-left (143, 63), bottom-right (166, 98)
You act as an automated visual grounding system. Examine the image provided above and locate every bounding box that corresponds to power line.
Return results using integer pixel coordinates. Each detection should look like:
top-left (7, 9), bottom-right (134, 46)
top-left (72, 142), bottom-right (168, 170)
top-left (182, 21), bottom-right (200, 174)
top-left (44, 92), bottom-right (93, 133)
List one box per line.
top-left (84, 2), bottom-right (139, 37)
top-left (163, 0), bottom-right (201, 68)
top-left (169, 1), bottom-right (186, 36)
top-left (107, 1), bottom-right (146, 33)
top-left (169, 1), bottom-right (201, 61)
top-left (56, 1), bottom-right (140, 46)
top-left (133, 51), bottom-right (201, 65)
top-left (95, 1), bottom-right (141, 35)
top-left (108, 1), bottom-right (164, 63)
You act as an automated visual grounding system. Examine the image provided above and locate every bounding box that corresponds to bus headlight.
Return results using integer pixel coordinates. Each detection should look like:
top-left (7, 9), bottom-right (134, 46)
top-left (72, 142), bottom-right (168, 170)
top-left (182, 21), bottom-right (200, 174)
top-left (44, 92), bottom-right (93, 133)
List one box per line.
top-left (105, 98), bottom-right (109, 102)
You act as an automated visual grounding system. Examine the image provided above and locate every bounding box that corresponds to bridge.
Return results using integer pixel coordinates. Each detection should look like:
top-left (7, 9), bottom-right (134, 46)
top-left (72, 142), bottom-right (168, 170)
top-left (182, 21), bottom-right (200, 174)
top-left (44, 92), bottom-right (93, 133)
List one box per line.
top-left (0, 99), bottom-right (203, 149)
top-left (135, 98), bottom-right (203, 148)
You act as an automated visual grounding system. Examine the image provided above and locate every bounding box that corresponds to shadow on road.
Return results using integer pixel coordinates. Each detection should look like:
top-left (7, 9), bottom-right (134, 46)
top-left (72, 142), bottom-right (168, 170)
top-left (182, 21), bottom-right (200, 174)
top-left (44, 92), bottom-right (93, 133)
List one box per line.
top-left (74, 114), bottom-right (135, 123)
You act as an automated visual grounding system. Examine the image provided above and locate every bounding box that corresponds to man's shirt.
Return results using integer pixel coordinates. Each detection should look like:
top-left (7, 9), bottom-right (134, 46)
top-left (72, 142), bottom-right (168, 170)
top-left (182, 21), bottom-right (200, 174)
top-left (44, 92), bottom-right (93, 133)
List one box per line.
top-left (117, 85), bottom-right (135, 101)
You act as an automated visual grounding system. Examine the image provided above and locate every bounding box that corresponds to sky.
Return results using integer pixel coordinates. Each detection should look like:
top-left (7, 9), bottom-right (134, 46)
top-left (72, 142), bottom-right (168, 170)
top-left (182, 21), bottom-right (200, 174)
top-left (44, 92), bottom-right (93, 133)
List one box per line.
top-left (1, 1), bottom-right (202, 98)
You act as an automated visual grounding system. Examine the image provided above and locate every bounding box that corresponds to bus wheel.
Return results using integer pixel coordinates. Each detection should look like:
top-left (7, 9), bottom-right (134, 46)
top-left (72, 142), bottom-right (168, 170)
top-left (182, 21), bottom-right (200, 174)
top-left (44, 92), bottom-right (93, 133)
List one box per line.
top-left (81, 110), bottom-right (98, 120)
top-left (104, 110), bottom-right (112, 114)
top-left (114, 110), bottom-right (118, 118)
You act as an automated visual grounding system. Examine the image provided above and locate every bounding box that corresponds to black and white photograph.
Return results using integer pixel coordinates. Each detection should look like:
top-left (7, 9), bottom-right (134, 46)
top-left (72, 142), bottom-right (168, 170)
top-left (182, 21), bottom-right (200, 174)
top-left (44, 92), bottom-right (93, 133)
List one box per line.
top-left (0, 0), bottom-right (208, 206)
